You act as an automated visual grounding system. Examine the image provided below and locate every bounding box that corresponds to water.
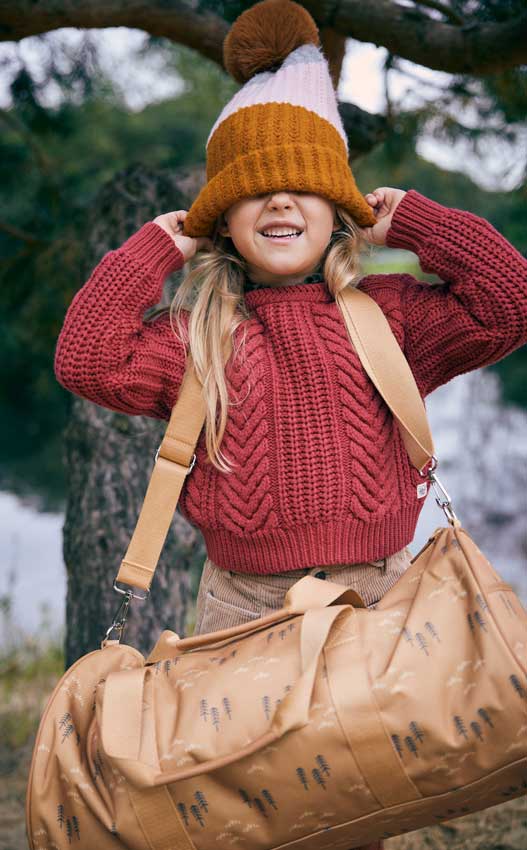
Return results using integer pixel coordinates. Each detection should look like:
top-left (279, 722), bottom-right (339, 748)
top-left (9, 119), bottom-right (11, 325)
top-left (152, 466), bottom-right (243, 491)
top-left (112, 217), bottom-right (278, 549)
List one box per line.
top-left (0, 491), bottom-right (64, 641)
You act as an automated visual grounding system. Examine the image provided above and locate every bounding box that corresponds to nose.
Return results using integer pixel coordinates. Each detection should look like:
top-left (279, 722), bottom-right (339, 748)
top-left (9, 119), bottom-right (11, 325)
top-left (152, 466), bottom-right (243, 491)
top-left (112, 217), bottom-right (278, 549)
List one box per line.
top-left (266, 191), bottom-right (296, 208)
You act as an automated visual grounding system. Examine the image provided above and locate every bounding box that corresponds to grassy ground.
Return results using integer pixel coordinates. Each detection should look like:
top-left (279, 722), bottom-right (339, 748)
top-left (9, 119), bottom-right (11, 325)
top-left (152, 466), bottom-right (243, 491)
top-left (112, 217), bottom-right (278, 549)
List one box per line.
top-left (385, 798), bottom-right (526, 850)
top-left (1, 632), bottom-right (65, 850)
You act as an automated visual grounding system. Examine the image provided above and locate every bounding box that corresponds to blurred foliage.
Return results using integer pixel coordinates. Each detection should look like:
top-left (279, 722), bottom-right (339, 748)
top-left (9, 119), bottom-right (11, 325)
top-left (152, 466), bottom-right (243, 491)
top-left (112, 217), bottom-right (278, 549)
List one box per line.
top-left (0, 23), bottom-right (525, 513)
top-left (0, 570), bottom-right (64, 757)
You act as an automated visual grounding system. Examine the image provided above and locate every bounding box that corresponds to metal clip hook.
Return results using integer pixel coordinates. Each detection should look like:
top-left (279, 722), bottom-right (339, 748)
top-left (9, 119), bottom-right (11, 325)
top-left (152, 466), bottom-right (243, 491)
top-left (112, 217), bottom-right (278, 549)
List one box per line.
top-left (428, 465), bottom-right (459, 525)
top-left (417, 454), bottom-right (459, 525)
top-left (104, 589), bottom-right (133, 643)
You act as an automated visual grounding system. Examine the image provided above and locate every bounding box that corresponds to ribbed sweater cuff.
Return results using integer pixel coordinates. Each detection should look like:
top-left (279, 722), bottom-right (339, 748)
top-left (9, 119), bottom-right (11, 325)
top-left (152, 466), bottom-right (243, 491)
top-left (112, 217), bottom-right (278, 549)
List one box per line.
top-left (386, 189), bottom-right (448, 254)
top-left (120, 222), bottom-right (185, 279)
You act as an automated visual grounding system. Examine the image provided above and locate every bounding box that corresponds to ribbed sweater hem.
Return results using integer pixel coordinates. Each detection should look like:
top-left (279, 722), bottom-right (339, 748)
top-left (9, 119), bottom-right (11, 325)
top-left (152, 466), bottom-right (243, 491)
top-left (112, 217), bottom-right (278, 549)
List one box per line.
top-left (385, 190), bottom-right (447, 253)
top-left (120, 221), bottom-right (185, 279)
top-left (201, 501), bottom-right (423, 574)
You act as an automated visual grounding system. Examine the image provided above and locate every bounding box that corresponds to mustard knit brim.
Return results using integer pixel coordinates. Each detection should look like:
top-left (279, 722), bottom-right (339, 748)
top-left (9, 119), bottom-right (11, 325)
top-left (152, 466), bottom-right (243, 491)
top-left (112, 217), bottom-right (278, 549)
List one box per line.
top-left (183, 144), bottom-right (377, 237)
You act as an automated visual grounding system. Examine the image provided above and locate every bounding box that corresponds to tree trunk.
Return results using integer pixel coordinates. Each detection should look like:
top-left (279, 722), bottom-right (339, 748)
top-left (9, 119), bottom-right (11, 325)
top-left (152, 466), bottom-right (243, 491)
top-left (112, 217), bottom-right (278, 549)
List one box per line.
top-left (61, 162), bottom-right (207, 668)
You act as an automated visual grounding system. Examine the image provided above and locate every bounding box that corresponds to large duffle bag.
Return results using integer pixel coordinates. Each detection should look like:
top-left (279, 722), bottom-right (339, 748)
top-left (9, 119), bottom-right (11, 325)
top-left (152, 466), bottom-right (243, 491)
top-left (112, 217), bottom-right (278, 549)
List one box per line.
top-left (26, 285), bottom-right (527, 850)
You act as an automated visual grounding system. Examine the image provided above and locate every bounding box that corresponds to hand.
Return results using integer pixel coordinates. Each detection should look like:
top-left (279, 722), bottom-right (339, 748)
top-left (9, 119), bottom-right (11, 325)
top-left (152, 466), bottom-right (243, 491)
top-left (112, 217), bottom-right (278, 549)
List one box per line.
top-left (152, 210), bottom-right (214, 262)
top-left (358, 187), bottom-right (407, 246)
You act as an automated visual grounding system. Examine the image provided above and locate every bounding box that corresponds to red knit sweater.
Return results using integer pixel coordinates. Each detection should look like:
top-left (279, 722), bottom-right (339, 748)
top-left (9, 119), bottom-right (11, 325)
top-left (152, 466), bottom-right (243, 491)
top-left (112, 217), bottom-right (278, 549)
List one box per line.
top-left (54, 190), bottom-right (527, 573)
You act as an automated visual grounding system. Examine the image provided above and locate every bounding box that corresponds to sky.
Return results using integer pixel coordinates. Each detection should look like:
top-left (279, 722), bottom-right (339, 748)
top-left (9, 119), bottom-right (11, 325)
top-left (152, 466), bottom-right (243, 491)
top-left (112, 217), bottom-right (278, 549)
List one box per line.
top-left (339, 40), bottom-right (525, 192)
top-left (0, 27), bottom-right (524, 190)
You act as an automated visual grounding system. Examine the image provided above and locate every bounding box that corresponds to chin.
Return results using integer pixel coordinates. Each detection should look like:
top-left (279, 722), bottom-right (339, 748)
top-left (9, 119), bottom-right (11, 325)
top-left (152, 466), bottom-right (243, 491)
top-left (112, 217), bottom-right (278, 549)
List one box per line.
top-left (259, 260), bottom-right (311, 277)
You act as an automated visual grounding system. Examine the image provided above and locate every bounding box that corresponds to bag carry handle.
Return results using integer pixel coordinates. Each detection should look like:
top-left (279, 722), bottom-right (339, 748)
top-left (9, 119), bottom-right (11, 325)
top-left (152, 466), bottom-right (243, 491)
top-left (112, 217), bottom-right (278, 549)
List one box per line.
top-left (157, 575), bottom-right (366, 656)
top-left (101, 603), bottom-right (352, 786)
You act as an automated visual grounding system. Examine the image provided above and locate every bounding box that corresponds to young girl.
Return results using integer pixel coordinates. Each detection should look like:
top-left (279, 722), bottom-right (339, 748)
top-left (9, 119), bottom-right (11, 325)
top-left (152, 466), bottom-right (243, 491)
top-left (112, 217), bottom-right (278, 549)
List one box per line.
top-left (53, 2), bottom-right (527, 848)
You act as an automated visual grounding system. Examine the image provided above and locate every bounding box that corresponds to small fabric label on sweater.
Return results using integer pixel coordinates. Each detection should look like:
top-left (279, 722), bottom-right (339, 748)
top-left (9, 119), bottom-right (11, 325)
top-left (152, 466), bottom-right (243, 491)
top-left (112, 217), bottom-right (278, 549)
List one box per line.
top-left (416, 482), bottom-right (428, 499)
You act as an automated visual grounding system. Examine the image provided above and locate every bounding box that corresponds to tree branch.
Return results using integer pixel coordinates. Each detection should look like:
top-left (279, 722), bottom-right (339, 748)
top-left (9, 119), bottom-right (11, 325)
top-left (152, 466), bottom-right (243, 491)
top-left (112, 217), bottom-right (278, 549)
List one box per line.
top-left (0, 1), bottom-right (228, 64)
top-left (0, 219), bottom-right (49, 244)
top-left (410, 0), bottom-right (464, 27)
top-left (339, 102), bottom-right (388, 158)
top-left (307, 0), bottom-right (527, 75)
top-left (0, 107), bottom-right (52, 172)
top-left (0, 1), bottom-right (525, 76)
top-left (320, 26), bottom-right (347, 89)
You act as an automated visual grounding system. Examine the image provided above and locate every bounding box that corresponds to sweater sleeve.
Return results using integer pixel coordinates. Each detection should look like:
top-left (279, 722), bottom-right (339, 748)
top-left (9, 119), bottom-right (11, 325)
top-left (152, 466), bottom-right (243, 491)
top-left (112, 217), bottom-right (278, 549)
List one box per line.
top-left (53, 222), bottom-right (189, 420)
top-left (382, 189), bottom-right (527, 398)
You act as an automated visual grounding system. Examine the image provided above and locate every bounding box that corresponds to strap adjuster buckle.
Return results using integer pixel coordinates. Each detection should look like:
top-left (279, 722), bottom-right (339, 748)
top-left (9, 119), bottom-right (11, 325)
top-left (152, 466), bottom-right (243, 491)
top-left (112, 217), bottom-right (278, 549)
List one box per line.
top-left (154, 446), bottom-right (197, 474)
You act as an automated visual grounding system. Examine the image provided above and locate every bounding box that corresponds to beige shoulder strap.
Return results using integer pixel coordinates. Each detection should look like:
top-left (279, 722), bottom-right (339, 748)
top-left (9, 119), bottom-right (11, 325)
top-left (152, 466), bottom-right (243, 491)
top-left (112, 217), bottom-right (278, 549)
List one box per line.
top-left (335, 287), bottom-right (435, 471)
top-left (114, 285), bottom-right (435, 595)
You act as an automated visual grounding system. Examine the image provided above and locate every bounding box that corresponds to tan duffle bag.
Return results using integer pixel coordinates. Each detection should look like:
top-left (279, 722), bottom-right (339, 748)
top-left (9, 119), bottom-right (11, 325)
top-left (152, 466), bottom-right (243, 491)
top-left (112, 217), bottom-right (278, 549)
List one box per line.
top-left (26, 286), bottom-right (527, 850)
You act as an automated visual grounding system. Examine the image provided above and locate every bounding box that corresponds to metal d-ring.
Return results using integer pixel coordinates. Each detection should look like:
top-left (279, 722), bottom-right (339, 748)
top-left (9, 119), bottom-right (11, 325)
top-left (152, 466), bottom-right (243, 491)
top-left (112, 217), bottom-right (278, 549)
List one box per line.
top-left (103, 581), bottom-right (150, 643)
top-left (113, 579), bottom-right (149, 600)
top-left (418, 454), bottom-right (438, 477)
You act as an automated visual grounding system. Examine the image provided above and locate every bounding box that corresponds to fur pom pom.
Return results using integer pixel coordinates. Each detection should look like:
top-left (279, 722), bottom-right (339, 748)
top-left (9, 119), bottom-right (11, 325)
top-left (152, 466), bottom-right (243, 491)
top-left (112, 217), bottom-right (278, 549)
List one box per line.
top-left (223, 0), bottom-right (320, 84)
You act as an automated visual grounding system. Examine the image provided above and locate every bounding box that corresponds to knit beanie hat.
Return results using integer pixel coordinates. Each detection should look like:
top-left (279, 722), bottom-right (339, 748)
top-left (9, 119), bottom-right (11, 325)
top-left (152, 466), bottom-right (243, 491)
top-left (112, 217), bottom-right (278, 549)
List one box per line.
top-left (182, 0), bottom-right (377, 238)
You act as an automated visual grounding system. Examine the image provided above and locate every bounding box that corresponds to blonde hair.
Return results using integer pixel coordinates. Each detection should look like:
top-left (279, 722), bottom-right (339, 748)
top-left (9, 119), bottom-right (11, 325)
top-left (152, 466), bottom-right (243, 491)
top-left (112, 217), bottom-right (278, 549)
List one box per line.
top-left (147, 204), bottom-right (367, 474)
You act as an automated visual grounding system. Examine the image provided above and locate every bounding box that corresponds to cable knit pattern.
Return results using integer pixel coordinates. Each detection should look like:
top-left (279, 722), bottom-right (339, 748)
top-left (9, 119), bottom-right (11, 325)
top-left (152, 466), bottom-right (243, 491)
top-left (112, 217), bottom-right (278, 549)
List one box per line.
top-left (54, 190), bottom-right (527, 573)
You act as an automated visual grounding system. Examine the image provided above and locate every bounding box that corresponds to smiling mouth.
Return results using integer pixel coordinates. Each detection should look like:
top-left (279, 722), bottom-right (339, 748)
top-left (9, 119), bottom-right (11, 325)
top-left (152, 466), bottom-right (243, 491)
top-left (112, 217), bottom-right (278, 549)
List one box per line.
top-left (259, 231), bottom-right (304, 242)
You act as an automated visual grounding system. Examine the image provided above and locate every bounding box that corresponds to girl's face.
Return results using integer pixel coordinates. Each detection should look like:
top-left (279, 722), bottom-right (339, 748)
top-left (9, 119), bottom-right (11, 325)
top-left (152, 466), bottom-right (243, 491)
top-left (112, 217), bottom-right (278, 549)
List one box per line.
top-left (218, 190), bottom-right (339, 287)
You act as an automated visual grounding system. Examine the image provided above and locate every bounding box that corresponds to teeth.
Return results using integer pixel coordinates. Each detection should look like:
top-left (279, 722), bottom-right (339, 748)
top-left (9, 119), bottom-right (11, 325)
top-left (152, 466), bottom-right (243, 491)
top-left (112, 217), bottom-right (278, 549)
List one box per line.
top-left (262, 230), bottom-right (302, 238)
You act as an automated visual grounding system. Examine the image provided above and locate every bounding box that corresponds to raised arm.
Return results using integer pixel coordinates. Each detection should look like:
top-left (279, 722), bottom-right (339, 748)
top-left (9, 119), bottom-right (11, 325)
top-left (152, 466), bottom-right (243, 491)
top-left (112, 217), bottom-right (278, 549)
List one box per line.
top-left (370, 190), bottom-right (527, 398)
top-left (54, 222), bottom-right (189, 420)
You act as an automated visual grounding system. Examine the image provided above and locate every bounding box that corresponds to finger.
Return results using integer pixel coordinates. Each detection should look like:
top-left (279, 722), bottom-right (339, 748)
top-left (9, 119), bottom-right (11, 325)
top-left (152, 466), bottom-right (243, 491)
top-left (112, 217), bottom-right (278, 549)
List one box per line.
top-left (176, 220), bottom-right (187, 233)
top-left (367, 190), bottom-right (385, 207)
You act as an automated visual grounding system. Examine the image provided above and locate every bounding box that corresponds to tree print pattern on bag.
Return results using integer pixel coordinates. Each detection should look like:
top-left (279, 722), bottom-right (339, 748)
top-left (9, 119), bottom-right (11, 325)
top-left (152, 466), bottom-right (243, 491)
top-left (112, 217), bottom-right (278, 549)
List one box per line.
top-left (26, 525), bottom-right (527, 850)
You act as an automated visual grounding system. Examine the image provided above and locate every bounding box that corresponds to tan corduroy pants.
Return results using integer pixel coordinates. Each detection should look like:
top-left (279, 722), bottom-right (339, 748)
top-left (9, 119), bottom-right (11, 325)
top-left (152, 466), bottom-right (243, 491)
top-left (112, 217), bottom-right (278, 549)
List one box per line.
top-left (192, 547), bottom-right (414, 850)
top-left (193, 546), bottom-right (413, 635)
